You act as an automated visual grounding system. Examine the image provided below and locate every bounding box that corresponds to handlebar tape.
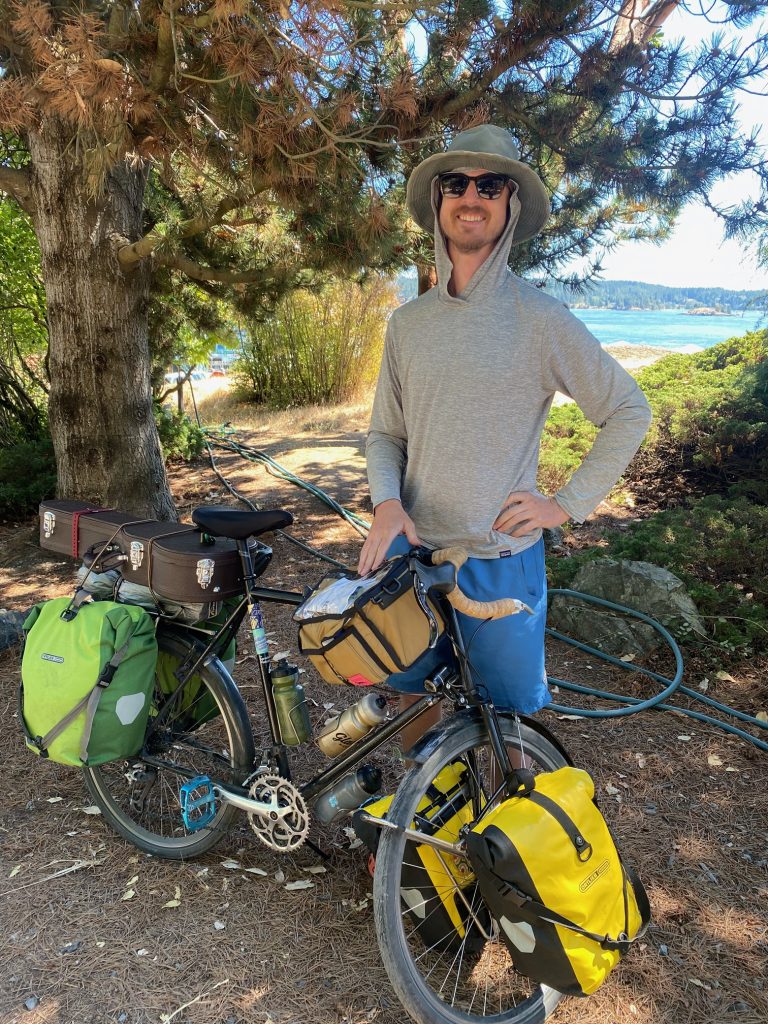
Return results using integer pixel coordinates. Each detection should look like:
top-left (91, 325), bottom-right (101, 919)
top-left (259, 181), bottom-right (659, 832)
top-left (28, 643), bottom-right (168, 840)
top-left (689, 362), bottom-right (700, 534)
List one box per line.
top-left (431, 547), bottom-right (534, 621)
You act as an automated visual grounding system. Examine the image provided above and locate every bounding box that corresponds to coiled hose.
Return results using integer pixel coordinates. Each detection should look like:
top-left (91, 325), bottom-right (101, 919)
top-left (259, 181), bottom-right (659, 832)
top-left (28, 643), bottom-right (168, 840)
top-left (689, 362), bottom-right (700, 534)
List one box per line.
top-left (192, 420), bottom-right (766, 751)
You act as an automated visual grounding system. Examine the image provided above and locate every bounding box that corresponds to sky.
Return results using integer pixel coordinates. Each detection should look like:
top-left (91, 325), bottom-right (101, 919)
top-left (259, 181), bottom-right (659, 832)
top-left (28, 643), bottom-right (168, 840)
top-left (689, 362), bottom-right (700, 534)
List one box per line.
top-left (595, 3), bottom-right (768, 290)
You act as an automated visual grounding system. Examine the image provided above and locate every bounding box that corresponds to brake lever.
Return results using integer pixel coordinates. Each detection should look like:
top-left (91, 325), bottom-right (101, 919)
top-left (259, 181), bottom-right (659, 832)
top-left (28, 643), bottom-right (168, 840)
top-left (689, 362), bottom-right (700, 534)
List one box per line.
top-left (412, 574), bottom-right (440, 648)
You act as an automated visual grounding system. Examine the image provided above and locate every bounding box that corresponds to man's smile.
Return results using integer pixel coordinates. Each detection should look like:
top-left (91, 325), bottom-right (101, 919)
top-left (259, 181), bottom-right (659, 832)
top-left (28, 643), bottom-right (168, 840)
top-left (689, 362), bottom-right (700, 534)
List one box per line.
top-left (455, 210), bottom-right (486, 223)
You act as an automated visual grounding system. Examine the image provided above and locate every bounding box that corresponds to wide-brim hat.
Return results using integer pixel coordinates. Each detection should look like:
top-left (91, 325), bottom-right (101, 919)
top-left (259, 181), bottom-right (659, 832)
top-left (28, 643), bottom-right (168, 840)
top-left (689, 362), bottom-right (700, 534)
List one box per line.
top-left (406, 124), bottom-right (550, 243)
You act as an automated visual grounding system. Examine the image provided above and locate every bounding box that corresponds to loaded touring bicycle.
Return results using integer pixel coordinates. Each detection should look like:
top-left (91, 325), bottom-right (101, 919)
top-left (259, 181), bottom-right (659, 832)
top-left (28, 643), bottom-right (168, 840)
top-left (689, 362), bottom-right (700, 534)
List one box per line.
top-left (24, 501), bottom-right (648, 1024)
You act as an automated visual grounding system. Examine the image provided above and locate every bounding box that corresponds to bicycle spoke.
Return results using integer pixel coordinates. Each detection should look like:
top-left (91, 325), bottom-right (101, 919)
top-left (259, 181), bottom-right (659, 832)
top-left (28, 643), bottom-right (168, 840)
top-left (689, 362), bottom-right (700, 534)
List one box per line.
top-left (374, 716), bottom-right (568, 1023)
top-left (83, 634), bottom-right (253, 858)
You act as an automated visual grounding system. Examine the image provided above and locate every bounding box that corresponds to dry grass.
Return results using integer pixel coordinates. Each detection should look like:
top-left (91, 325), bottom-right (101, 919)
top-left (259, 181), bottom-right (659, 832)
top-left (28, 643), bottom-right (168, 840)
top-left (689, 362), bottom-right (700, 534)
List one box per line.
top-left (2, 410), bottom-right (767, 1024)
top-left (191, 378), bottom-right (374, 439)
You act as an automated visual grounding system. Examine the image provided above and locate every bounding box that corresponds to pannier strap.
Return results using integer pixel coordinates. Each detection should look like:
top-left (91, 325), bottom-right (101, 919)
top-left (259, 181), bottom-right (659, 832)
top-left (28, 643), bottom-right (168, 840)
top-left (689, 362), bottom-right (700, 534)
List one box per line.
top-left (71, 507), bottom-right (114, 559)
top-left (525, 790), bottom-right (593, 861)
top-left (501, 867), bottom-right (651, 951)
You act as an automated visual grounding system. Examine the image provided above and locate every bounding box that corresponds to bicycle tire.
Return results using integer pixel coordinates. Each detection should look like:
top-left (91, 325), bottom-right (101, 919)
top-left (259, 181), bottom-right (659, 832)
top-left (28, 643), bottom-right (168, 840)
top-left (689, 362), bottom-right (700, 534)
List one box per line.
top-left (373, 714), bottom-right (567, 1024)
top-left (84, 630), bottom-right (255, 859)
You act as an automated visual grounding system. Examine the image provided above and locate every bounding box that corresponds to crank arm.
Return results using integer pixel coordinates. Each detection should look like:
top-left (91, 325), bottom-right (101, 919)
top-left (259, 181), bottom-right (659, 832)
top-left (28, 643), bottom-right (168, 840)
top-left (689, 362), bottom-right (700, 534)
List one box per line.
top-left (212, 781), bottom-right (292, 818)
top-left (357, 811), bottom-right (464, 857)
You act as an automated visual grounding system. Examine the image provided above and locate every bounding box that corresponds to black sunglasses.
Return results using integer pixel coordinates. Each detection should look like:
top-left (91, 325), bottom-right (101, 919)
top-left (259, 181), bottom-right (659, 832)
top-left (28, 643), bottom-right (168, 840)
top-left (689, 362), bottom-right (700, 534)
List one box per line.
top-left (437, 172), bottom-right (513, 200)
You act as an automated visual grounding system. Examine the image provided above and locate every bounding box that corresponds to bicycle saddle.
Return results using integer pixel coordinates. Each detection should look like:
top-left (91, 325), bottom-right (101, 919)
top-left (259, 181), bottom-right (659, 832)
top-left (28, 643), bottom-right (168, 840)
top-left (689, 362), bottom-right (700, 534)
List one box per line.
top-left (192, 506), bottom-right (294, 540)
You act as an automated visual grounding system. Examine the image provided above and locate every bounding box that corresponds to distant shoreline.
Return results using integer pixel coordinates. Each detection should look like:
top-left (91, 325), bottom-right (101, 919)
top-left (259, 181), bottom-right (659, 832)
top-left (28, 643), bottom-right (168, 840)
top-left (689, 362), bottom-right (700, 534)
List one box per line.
top-left (569, 305), bottom-right (754, 315)
top-left (603, 342), bottom-right (678, 369)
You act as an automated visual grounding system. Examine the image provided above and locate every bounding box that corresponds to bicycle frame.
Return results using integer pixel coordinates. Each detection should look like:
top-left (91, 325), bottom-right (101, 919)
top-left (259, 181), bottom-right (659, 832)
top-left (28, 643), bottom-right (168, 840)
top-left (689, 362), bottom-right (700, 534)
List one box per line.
top-left (151, 536), bottom-right (517, 810)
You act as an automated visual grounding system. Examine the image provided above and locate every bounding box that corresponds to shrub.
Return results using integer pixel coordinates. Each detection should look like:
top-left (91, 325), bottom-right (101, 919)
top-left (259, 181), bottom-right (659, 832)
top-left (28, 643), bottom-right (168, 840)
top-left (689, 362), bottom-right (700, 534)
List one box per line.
top-left (548, 495), bottom-right (768, 656)
top-left (538, 402), bottom-right (597, 494)
top-left (0, 437), bottom-right (57, 518)
top-left (154, 405), bottom-right (206, 461)
top-left (232, 276), bottom-right (399, 408)
top-left (633, 330), bottom-right (768, 499)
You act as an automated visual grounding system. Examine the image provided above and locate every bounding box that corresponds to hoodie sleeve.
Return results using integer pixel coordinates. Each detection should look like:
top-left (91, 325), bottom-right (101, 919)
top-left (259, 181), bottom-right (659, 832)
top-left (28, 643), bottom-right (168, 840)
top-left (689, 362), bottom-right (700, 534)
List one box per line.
top-left (543, 306), bottom-right (652, 523)
top-left (366, 319), bottom-right (408, 508)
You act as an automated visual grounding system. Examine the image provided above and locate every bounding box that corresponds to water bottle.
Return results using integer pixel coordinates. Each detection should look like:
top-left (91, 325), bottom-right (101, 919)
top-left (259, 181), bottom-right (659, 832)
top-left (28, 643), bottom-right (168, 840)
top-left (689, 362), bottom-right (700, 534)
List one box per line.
top-left (271, 658), bottom-right (312, 746)
top-left (316, 693), bottom-right (388, 757)
top-left (314, 765), bottom-right (383, 824)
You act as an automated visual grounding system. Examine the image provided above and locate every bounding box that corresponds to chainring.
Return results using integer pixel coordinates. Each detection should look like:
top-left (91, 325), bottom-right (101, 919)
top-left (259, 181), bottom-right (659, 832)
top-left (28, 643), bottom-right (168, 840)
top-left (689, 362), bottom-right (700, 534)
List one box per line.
top-left (246, 773), bottom-right (310, 852)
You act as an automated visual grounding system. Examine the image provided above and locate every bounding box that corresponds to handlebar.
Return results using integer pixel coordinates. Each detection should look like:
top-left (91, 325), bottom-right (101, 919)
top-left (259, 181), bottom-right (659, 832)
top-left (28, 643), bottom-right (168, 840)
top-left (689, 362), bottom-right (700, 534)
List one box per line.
top-left (430, 547), bottom-right (534, 621)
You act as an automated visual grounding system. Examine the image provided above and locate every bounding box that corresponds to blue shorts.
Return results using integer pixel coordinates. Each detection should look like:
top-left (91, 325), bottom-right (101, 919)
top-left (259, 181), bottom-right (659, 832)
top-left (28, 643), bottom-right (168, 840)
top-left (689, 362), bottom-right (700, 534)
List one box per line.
top-left (384, 537), bottom-right (550, 715)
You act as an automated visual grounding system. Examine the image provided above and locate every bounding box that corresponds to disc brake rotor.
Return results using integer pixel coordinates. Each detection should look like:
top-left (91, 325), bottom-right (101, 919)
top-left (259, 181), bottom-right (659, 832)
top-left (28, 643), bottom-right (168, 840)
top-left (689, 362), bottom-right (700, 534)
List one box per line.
top-left (246, 773), bottom-right (309, 852)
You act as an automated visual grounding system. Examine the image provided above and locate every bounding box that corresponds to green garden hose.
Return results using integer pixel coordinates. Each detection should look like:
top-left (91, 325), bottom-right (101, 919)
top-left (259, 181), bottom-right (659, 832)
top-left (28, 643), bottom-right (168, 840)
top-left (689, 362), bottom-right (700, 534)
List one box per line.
top-left (545, 590), bottom-right (768, 753)
top-left (192, 420), bottom-right (767, 752)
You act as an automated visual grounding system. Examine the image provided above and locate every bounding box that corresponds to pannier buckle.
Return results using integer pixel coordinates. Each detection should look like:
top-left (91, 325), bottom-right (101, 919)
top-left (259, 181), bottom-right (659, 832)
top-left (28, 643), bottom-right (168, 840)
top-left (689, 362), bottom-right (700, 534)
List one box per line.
top-left (43, 510), bottom-right (56, 538)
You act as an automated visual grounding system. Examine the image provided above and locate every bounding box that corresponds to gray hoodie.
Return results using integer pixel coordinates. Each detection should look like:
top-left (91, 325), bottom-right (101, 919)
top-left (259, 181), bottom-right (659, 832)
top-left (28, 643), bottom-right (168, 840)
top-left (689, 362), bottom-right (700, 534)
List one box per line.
top-left (366, 186), bottom-right (652, 558)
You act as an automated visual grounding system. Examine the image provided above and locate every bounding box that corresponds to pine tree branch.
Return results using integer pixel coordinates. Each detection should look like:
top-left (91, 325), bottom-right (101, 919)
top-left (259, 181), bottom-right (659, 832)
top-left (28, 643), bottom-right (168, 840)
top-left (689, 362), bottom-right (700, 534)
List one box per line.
top-left (435, 48), bottom-right (527, 118)
top-left (152, 252), bottom-right (278, 286)
top-left (0, 166), bottom-right (35, 217)
top-left (147, 11), bottom-right (175, 94)
top-left (117, 195), bottom-right (245, 269)
top-left (609, 0), bottom-right (679, 53)
top-left (0, 23), bottom-right (19, 56)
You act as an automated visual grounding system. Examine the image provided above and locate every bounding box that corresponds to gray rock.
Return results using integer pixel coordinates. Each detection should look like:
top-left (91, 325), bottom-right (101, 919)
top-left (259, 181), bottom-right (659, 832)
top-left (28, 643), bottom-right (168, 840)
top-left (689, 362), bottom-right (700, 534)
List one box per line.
top-left (548, 558), bottom-right (705, 657)
top-left (543, 527), bottom-right (565, 553)
top-left (0, 609), bottom-right (26, 651)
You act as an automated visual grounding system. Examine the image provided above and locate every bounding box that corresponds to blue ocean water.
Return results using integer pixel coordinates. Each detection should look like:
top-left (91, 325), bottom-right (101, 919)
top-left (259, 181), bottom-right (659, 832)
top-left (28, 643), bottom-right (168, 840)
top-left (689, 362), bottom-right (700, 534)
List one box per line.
top-left (571, 307), bottom-right (764, 353)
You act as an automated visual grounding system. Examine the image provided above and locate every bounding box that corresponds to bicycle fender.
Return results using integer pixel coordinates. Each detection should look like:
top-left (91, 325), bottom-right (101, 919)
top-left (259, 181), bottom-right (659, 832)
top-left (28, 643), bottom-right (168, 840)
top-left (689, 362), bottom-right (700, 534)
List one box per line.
top-left (406, 709), bottom-right (573, 768)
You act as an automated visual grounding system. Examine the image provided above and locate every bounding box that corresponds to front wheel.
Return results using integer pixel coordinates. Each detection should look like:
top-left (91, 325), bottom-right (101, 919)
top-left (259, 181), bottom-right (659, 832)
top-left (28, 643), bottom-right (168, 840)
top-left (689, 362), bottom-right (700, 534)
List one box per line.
top-left (373, 713), bottom-right (568, 1024)
top-left (84, 631), bottom-right (255, 859)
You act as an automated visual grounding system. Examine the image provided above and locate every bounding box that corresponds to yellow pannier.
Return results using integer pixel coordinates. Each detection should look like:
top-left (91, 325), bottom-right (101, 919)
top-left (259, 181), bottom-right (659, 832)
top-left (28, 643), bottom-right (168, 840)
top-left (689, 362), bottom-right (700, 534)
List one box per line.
top-left (465, 766), bottom-right (650, 996)
top-left (354, 761), bottom-right (489, 953)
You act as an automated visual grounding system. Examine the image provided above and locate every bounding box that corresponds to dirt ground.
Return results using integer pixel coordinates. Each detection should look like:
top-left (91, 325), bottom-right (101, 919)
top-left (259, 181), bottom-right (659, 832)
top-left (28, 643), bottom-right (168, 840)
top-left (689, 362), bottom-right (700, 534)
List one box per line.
top-left (1, 408), bottom-right (767, 1024)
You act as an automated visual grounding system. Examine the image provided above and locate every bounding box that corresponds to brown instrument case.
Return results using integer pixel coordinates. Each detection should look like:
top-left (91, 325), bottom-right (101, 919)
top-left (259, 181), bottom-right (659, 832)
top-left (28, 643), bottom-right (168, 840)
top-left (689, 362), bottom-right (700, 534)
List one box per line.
top-left (40, 500), bottom-right (141, 558)
top-left (39, 500), bottom-right (262, 601)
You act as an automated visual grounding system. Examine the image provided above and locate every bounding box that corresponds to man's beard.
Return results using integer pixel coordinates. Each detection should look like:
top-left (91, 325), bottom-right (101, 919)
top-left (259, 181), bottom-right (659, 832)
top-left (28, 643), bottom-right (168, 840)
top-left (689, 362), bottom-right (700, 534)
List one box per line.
top-left (447, 234), bottom-right (499, 253)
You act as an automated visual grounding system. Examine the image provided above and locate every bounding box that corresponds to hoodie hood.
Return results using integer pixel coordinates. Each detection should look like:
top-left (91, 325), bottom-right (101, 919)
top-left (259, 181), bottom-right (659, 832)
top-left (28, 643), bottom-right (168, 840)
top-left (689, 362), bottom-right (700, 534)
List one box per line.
top-left (431, 178), bottom-right (523, 305)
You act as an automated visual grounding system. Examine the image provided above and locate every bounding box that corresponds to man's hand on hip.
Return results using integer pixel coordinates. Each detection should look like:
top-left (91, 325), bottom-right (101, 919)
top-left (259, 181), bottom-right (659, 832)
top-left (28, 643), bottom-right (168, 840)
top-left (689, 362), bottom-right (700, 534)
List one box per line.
top-left (493, 492), bottom-right (569, 536)
top-left (358, 499), bottom-right (421, 576)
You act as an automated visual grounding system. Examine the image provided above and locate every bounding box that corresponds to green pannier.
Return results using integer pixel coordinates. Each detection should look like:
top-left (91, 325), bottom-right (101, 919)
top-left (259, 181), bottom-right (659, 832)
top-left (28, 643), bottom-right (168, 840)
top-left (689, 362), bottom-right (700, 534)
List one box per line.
top-left (20, 597), bottom-right (158, 767)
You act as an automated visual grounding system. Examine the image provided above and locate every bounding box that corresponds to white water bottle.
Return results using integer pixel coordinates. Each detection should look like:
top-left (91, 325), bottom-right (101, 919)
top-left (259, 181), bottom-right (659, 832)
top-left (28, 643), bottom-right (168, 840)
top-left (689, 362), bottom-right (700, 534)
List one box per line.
top-left (315, 693), bottom-right (388, 757)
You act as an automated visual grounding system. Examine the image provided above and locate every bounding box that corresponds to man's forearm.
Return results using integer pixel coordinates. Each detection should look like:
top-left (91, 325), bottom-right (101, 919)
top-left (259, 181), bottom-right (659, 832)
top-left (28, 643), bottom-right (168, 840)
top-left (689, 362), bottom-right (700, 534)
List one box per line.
top-left (554, 398), bottom-right (652, 523)
top-left (366, 429), bottom-right (407, 508)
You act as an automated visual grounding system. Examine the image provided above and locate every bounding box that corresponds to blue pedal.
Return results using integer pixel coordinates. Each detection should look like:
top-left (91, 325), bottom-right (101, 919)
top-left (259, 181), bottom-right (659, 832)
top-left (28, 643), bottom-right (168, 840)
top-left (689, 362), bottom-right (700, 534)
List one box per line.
top-left (180, 775), bottom-right (217, 831)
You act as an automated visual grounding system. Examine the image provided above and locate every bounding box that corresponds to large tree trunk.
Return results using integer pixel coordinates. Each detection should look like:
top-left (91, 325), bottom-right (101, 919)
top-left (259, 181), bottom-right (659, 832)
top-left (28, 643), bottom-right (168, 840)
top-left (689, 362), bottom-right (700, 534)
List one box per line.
top-left (417, 261), bottom-right (437, 295)
top-left (27, 119), bottom-right (176, 520)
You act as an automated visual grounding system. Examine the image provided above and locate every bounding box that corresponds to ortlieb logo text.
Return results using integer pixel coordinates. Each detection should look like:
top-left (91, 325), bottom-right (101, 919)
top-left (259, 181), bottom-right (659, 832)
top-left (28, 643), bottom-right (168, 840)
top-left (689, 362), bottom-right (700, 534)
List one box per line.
top-left (41, 653), bottom-right (64, 664)
top-left (579, 859), bottom-right (610, 892)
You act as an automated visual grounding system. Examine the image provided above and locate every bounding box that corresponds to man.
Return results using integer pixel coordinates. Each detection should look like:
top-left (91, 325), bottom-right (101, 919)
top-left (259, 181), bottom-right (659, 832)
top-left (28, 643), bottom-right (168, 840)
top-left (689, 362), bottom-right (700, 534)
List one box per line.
top-left (359, 125), bottom-right (652, 742)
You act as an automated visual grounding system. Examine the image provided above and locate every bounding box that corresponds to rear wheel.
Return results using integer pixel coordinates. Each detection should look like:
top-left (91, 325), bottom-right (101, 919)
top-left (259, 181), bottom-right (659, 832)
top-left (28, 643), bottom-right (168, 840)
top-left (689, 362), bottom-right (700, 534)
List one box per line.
top-left (84, 631), bottom-right (255, 859)
top-left (373, 714), bottom-right (568, 1024)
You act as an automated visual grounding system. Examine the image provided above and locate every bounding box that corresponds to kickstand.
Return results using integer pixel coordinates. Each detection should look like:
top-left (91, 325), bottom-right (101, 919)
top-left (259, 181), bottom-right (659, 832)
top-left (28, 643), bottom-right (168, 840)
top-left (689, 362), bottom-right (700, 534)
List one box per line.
top-left (306, 837), bottom-right (330, 861)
